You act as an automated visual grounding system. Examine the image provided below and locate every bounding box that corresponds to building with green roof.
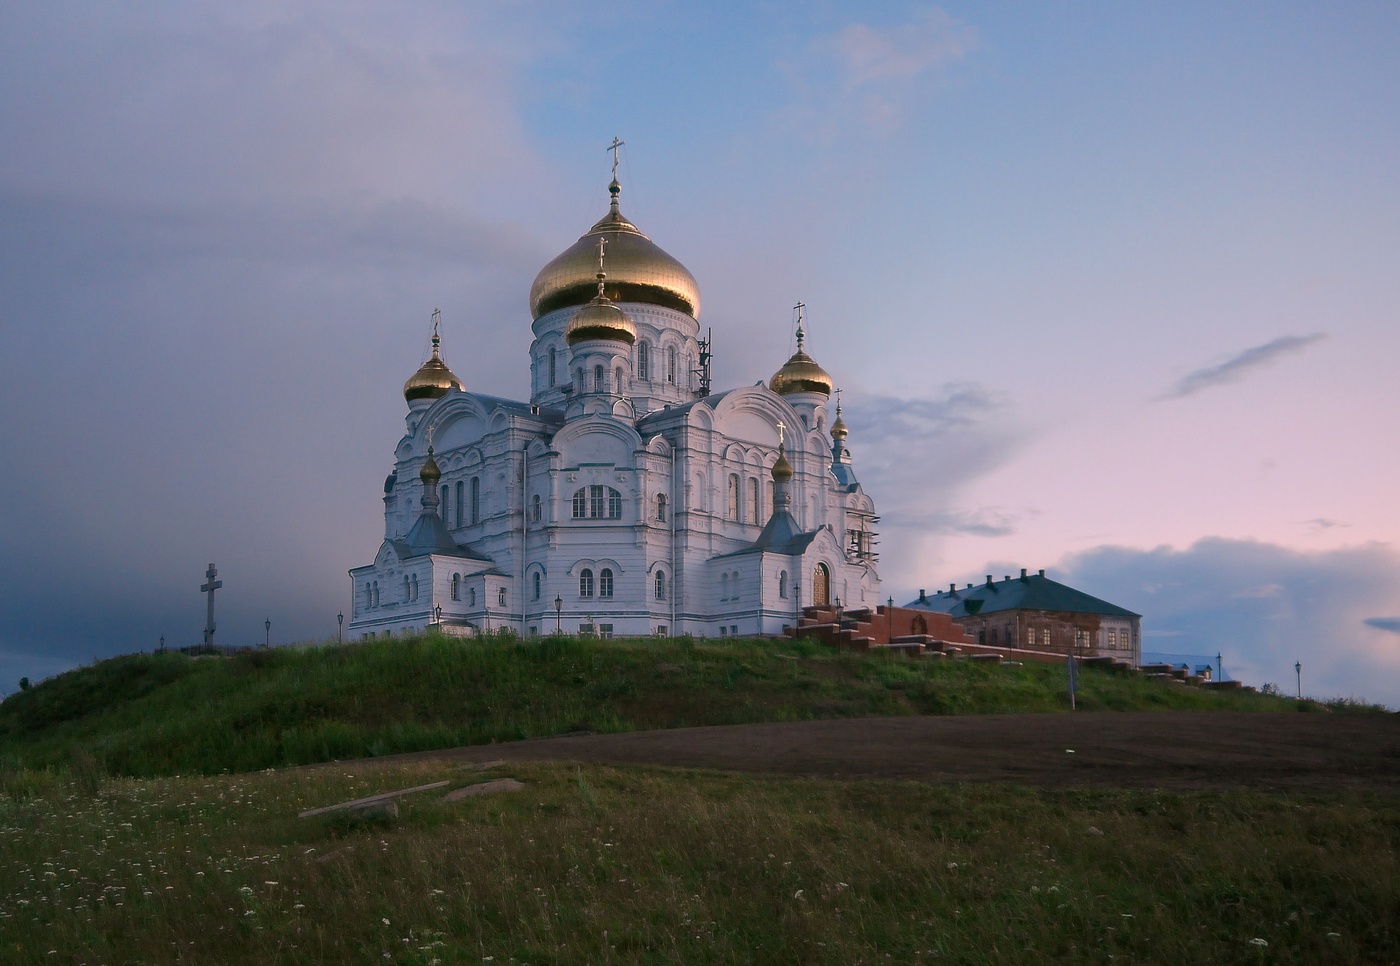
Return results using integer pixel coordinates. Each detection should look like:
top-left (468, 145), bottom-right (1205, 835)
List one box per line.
top-left (907, 569), bottom-right (1141, 664)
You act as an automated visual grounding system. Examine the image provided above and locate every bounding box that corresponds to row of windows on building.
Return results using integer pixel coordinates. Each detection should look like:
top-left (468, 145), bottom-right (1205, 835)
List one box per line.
top-left (986, 626), bottom-right (1136, 649)
top-left (544, 342), bottom-right (682, 390)
top-left (362, 576), bottom-right (419, 609)
top-left (445, 568), bottom-right (672, 605)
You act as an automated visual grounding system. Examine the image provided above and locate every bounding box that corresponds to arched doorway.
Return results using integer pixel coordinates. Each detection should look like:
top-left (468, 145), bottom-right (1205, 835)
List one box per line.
top-left (812, 563), bottom-right (830, 606)
top-left (912, 615), bottom-right (928, 636)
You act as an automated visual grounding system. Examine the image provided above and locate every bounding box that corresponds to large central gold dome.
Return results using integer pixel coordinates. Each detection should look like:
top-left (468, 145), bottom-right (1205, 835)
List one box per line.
top-left (529, 179), bottom-right (700, 320)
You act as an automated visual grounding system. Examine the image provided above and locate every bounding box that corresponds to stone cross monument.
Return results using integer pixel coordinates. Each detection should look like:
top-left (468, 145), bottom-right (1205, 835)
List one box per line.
top-left (201, 563), bottom-right (222, 646)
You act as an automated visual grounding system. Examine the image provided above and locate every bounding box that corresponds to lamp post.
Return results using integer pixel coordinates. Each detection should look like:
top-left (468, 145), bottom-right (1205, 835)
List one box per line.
top-left (433, 604), bottom-right (442, 626)
top-left (1295, 661), bottom-right (1302, 699)
top-left (264, 619), bottom-right (271, 649)
top-left (337, 611), bottom-right (343, 643)
top-left (158, 635), bottom-right (165, 653)
top-left (554, 595), bottom-right (563, 633)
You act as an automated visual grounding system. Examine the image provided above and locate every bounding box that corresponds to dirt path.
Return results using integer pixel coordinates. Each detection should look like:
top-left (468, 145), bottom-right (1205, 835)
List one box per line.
top-left (383, 712), bottom-right (1400, 794)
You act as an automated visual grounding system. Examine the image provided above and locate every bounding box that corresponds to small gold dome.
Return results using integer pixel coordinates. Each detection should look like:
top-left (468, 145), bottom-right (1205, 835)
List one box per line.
top-left (771, 447), bottom-right (793, 481)
top-left (403, 315), bottom-right (463, 403)
top-left (566, 293), bottom-right (638, 345)
top-left (830, 400), bottom-right (848, 440)
top-left (419, 448), bottom-right (441, 484)
top-left (770, 325), bottom-right (833, 397)
top-left (529, 179), bottom-right (701, 320)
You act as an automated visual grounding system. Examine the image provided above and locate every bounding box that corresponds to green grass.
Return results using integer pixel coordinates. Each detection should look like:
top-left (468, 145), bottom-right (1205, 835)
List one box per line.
top-left (0, 632), bottom-right (1355, 778)
top-left (0, 759), bottom-right (1394, 964)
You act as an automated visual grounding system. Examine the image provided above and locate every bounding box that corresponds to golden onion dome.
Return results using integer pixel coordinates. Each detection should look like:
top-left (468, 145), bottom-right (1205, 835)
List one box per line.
top-left (565, 293), bottom-right (638, 345)
top-left (830, 398), bottom-right (848, 440)
top-left (770, 324), bottom-right (833, 397)
top-left (529, 179), bottom-right (701, 320)
top-left (419, 447), bottom-right (441, 485)
top-left (771, 446), bottom-right (793, 481)
top-left (403, 314), bottom-right (463, 403)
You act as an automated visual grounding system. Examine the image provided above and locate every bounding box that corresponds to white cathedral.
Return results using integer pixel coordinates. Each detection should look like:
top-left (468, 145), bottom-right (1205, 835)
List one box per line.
top-left (347, 170), bottom-right (880, 639)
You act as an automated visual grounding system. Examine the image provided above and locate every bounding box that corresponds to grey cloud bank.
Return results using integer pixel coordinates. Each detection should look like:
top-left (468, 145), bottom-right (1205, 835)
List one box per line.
top-left (1157, 334), bottom-right (1328, 401)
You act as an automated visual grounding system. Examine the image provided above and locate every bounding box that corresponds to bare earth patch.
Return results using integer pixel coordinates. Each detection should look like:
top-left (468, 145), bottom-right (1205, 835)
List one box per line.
top-left (379, 711), bottom-right (1400, 794)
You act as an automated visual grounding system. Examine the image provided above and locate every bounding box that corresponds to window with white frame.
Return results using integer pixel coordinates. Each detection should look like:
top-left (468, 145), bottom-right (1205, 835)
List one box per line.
top-left (599, 568), bottom-right (614, 598)
top-left (579, 568), bottom-right (594, 598)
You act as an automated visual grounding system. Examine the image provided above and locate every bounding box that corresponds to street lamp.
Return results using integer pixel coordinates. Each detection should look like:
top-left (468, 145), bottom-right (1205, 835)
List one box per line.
top-left (554, 595), bottom-right (563, 633)
top-left (264, 618), bottom-right (271, 648)
top-left (1295, 661), bottom-right (1302, 699)
top-left (433, 603), bottom-right (442, 625)
top-left (337, 611), bottom-right (344, 643)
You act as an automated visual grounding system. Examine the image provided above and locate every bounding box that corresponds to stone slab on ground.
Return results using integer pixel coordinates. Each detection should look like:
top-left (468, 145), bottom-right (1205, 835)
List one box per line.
top-left (442, 778), bottom-right (526, 802)
top-left (298, 779), bottom-right (450, 818)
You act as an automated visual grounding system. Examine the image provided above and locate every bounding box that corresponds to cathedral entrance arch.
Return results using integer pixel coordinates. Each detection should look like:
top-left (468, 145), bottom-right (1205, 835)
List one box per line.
top-left (813, 563), bottom-right (830, 606)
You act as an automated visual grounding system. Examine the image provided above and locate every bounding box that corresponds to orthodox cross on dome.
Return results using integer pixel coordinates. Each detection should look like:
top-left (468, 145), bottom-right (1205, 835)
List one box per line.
top-left (200, 563), bottom-right (222, 646)
top-left (793, 301), bottom-right (807, 350)
top-left (834, 387), bottom-right (843, 414)
top-left (776, 419), bottom-right (786, 448)
top-left (607, 137), bottom-right (625, 180)
top-left (595, 236), bottom-right (609, 297)
top-left (430, 307), bottom-right (442, 353)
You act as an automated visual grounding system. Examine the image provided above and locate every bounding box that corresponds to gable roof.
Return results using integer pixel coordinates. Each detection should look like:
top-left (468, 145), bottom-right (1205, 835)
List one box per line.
top-left (712, 509), bottom-right (823, 559)
top-left (392, 510), bottom-right (492, 562)
top-left (906, 572), bottom-right (1139, 619)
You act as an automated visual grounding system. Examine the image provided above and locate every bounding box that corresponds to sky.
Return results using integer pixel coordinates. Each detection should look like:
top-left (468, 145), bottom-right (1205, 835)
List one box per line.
top-left (1, 2), bottom-right (1397, 705)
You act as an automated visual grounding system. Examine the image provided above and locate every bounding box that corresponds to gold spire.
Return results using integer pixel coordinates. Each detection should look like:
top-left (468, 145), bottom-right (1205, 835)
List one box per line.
top-left (831, 389), bottom-right (848, 439)
top-left (403, 309), bottom-right (464, 403)
top-left (529, 152), bottom-right (701, 319)
top-left (420, 445), bottom-right (441, 485)
top-left (771, 431), bottom-right (794, 482)
top-left (770, 302), bottom-right (833, 396)
top-left (565, 236), bottom-right (638, 345)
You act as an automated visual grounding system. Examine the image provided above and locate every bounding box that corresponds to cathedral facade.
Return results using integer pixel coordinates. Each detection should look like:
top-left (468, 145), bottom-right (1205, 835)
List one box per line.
top-left (347, 173), bottom-right (880, 639)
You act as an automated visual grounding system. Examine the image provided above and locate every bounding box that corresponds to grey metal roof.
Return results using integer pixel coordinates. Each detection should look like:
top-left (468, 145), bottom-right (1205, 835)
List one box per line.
top-left (906, 572), bottom-right (1139, 619)
top-left (393, 510), bottom-right (493, 562)
top-left (712, 508), bottom-right (821, 559)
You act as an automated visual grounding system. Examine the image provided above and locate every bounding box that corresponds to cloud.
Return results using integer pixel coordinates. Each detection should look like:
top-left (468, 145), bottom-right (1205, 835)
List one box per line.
top-left (1157, 334), bottom-right (1327, 401)
top-left (1050, 538), bottom-right (1400, 708)
top-left (780, 7), bottom-right (977, 138)
top-left (828, 8), bottom-right (978, 87)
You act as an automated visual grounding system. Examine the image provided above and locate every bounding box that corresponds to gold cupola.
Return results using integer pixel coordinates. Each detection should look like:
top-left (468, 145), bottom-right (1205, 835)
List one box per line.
top-left (529, 177), bottom-right (701, 320)
top-left (419, 446), bottom-right (441, 485)
top-left (403, 310), bottom-right (463, 403)
top-left (770, 313), bottom-right (833, 397)
top-left (565, 239), bottom-right (638, 345)
top-left (830, 392), bottom-right (848, 440)
top-left (771, 443), bottom-right (794, 482)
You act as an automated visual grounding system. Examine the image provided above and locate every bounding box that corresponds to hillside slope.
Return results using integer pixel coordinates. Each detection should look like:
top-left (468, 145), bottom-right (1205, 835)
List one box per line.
top-left (0, 632), bottom-right (1338, 777)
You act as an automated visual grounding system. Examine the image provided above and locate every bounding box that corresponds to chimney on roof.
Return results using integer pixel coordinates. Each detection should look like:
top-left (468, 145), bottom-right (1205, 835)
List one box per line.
top-left (949, 583), bottom-right (956, 594)
top-left (985, 575), bottom-right (993, 588)
top-left (1004, 575), bottom-right (1011, 582)
top-left (1039, 569), bottom-right (1046, 577)
top-left (918, 589), bottom-right (927, 604)
top-left (967, 583), bottom-right (973, 590)
top-left (1020, 568), bottom-right (1028, 581)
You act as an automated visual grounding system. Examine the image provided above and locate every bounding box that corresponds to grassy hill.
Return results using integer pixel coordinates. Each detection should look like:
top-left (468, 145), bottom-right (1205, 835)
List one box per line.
top-left (0, 631), bottom-right (1336, 778)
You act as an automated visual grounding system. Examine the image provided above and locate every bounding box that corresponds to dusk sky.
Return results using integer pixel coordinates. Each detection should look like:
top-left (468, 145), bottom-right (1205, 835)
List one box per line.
top-left (2, 3), bottom-right (1397, 705)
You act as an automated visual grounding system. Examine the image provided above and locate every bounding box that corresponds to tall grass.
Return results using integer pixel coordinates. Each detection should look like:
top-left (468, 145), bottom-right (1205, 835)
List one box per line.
top-left (0, 760), bottom-right (1393, 964)
top-left (0, 632), bottom-right (1354, 778)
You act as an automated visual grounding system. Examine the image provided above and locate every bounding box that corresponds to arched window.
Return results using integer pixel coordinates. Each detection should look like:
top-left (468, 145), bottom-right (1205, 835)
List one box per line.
top-left (637, 342), bottom-right (649, 381)
top-left (440, 485), bottom-right (449, 517)
top-left (579, 568), bottom-right (594, 598)
top-left (403, 576), bottom-right (410, 601)
top-left (411, 574), bottom-right (418, 601)
top-left (667, 347), bottom-right (677, 383)
top-left (469, 587), bottom-right (477, 607)
top-left (548, 347), bottom-right (557, 387)
top-left (365, 583), bottom-right (373, 609)
top-left (498, 587), bottom-right (507, 607)
top-left (372, 581), bottom-right (379, 607)
top-left (451, 573), bottom-right (460, 601)
top-left (455, 481), bottom-right (465, 527)
top-left (748, 477), bottom-right (760, 523)
top-left (812, 563), bottom-right (830, 606)
top-left (599, 568), bottom-right (614, 598)
top-left (721, 573), bottom-right (729, 599)
top-left (594, 364), bottom-right (605, 392)
top-left (731, 571), bottom-right (741, 599)
top-left (656, 493), bottom-right (667, 521)
top-left (576, 367), bottom-right (584, 389)
top-left (470, 477), bottom-right (480, 524)
top-left (778, 570), bottom-right (788, 599)
top-left (531, 494), bottom-right (542, 522)
top-left (655, 570), bottom-right (666, 600)
top-left (728, 474), bottom-right (741, 520)
top-left (615, 366), bottom-right (624, 392)
top-left (533, 571), bottom-right (541, 600)
top-left (572, 486), bottom-right (623, 519)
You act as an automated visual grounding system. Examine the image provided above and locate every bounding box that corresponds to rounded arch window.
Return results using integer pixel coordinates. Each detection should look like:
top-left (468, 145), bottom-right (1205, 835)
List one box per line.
top-left (572, 485), bottom-right (623, 519)
top-left (599, 568), bottom-right (614, 598)
top-left (579, 568), bottom-right (595, 598)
